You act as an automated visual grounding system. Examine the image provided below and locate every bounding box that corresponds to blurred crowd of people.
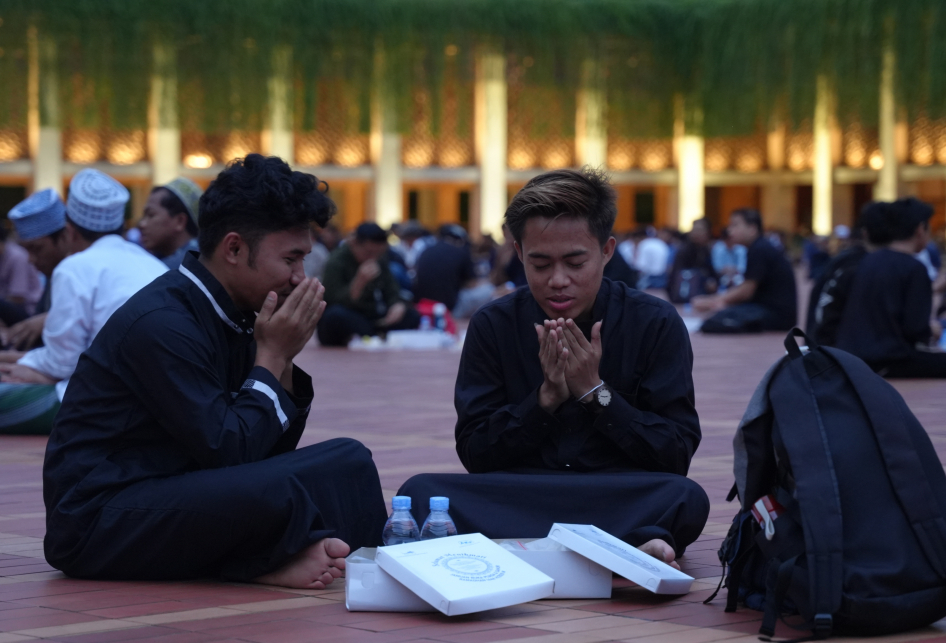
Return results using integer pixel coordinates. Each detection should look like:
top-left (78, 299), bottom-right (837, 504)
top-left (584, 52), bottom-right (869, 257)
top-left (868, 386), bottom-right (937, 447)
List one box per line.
top-left (0, 166), bottom-right (942, 434)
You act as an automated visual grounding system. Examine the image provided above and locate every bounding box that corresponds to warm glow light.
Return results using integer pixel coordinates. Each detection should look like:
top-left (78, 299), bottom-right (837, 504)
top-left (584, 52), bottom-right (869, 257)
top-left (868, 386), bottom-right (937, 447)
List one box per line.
top-left (184, 153), bottom-right (214, 169)
top-left (508, 145), bottom-right (535, 170)
top-left (705, 150), bottom-right (729, 172)
top-left (735, 151), bottom-right (764, 173)
top-left (403, 136), bottom-right (435, 168)
top-left (444, 44), bottom-right (458, 57)
top-left (335, 136), bottom-right (368, 167)
top-left (540, 140), bottom-right (571, 169)
top-left (607, 147), bottom-right (634, 171)
top-left (0, 131), bottom-right (22, 161)
top-left (296, 133), bottom-right (329, 165)
top-left (107, 132), bottom-right (146, 165)
top-left (868, 151), bottom-right (884, 170)
top-left (66, 131), bottom-right (102, 164)
top-left (439, 137), bottom-right (471, 167)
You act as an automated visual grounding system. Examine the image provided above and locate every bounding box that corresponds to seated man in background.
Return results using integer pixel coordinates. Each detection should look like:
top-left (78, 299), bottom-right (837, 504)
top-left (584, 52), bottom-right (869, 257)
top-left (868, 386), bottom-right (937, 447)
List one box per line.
top-left (44, 154), bottom-right (387, 586)
top-left (836, 198), bottom-right (946, 378)
top-left (0, 170), bottom-right (167, 434)
top-left (0, 189), bottom-right (70, 353)
top-left (400, 168), bottom-right (709, 565)
top-left (0, 216), bottom-right (44, 328)
top-left (138, 177), bottom-right (203, 270)
top-left (414, 224), bottom-right (494, 319)
top-left (317, 223), bottom-right (419, 346)
top-left (694, 208), bottom-right (797, 333)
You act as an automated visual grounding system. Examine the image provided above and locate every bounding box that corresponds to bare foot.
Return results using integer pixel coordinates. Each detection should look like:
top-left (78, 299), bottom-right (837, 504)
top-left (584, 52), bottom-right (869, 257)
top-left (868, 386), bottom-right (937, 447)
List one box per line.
top-left (254, 538), bottom-right (350, 589)
top-left (639, 538), bottom-right (681, 571)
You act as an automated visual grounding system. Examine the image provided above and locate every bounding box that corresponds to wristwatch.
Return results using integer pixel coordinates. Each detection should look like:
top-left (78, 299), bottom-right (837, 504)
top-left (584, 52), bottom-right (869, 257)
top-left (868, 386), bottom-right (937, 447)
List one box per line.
top-left (583, 383), bottom-right (612, 413)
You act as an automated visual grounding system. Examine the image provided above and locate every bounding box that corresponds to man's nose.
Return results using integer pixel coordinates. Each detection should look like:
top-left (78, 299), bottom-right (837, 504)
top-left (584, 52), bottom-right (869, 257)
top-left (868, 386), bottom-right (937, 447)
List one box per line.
top-left (291, 262), bottom-right (306, 285)
top-left (549, 264), bottom-right (569, 288)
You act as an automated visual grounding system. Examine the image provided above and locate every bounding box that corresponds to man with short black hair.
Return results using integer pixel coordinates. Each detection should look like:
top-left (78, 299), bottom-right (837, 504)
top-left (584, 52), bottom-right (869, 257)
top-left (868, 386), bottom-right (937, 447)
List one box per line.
top-left (400, 168), bottom-right (708, 565)
top-left (0, 171), bottom-right (167, 434)
top-left (837, 198), bottom-right (946, 378)
top-left (694, 208), bottom-right (797, 333)
top-left (139, 177), bottom-right (203, 269)
top-left (43, 154), bottom-right (387, 585)
top-left (317, 222), bottom-right (420, 346)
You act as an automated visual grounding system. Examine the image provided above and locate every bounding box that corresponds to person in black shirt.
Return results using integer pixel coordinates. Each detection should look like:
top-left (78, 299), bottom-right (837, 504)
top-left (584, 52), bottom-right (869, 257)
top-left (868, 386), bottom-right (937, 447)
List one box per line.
top-left (43, 155), bottom-right (387, 587)
top-left (414, 225), bottom-right (477, 310)
top-left (694, 208), bottom-right (797, 333)
top-left (667, 217), bottom-right (717, 303)
top-left (400, 169), bottom-right (708, 565)
top-left (836, 198), bottom-right (946, 378)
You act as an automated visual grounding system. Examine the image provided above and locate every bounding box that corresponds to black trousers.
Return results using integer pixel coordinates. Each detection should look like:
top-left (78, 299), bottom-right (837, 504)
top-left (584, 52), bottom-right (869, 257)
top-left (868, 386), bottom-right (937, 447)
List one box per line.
top-left (0, 298), bottom-right (29, 328)
top-left (316, 305), bottom-right (421, 347)
top-left (871, 351), bottom-right (946, 378)
top-left (398, 471), bottom-right (709, 557)
top-left (48, 438), bottom-right (388, 582)
top-left (701, 303), bottom-right (793, 334)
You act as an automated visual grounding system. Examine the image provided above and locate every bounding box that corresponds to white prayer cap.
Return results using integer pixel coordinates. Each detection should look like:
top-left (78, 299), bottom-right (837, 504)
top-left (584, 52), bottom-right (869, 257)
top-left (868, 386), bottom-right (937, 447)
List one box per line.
top-left (67, 169), bottom-right (129, 232)
top-left (9, 189), bottom-right (66, 241)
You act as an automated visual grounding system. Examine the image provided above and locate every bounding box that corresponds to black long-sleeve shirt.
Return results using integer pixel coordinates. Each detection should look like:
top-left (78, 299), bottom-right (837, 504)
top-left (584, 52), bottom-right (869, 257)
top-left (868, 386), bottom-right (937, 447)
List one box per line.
top-left (455, 278), bottom-right (701, 476)
top-left (836, 248), bottom-right (933, 364)
top-left (44, 252), bottom-right (313, 558)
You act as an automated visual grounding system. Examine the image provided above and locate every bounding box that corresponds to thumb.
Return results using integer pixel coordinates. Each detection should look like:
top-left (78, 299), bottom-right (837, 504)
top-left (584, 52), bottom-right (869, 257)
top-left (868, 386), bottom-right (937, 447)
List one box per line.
top-left (258, 292), bottom-right (278, 322)
top-left (591, 321), bottom-right (602, 350)
top-left (535, 322), bottom-right (545, 344)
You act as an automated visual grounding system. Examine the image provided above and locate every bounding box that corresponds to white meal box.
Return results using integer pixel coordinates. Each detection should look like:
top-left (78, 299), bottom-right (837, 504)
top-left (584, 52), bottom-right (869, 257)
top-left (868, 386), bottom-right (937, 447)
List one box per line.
top-left (495, 538), bottom-right (612, 599)
top-left (345, 548), bottom-right (436, 612)
top-left (547, 523), bottom-right (694, 595)
top-left (374, 533), bottom-right (555, 616)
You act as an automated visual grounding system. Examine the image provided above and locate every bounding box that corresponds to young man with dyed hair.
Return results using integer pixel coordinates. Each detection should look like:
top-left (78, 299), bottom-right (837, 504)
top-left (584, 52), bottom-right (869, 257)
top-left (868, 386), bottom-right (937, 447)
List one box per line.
top-left (44, 155), bottom-right (387, 587)
top-left (400, 168), bottom-right (708, 565)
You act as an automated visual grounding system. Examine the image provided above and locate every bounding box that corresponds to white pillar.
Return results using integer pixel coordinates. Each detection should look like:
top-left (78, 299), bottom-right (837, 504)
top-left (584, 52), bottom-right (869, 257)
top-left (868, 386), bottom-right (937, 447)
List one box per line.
top-left (674, 95), bottom-right (704, 232)
top-left (812, 75), bottom-right (834, 236)
top-left (262, 46), bottom-right (294, 163)
top-left (576, 59), bottom-right (606, 168)
top-left (874, 44), bottom-right (897, 202)
top-left (149, 42), bottom-right (181, 186)
top-left (28, 27), bottom-right (62, 194)
top-left (475, 50), bottom-right (507, 240)
top-left (370, 45), bottom-right (402, 229)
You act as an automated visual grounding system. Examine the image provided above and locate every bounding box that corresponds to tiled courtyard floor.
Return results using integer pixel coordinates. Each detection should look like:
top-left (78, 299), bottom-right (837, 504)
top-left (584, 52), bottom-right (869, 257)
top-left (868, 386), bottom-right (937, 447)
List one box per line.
top-left (1, 331), bottom-right (944, 642)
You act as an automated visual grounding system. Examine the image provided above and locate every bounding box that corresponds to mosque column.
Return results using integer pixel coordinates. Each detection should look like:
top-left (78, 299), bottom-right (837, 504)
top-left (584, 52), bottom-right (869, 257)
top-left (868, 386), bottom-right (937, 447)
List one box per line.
top-left (149, 42), bottom-right (181, 187)
top-left (812, 75), bottom-right (834, 236)
top-left (370, 45), bottom-right (403, 229)
top-left (874, 43), bottom-right (897, 202)
top-left (27, 27), bottom-right (62, 194)
top-left (262, 46), bottom-right (294, 164)
top-left (475, 49), bottom-right (507, 240)
top-left (761, 120), bottom-right (796, 230)
top-left (575, 59), bottom-right (606, 169)
top-left (674, 95), bottom-right (704, 232)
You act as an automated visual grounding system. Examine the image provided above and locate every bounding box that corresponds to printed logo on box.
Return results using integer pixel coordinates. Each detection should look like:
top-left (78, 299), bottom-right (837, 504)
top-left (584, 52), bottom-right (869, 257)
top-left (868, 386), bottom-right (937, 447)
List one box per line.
top-left (433, 554), bottom-right (506, 582)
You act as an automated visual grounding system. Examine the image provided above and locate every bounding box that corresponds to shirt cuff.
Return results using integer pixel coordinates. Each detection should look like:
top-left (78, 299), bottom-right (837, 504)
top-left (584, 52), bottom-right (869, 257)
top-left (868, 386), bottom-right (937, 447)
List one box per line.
top-left (242, 366), bottom-right (298, 430)
top-left (515, 387), bottom-right (563, 442)
top-left (286, 364), bottom-right (314, 412)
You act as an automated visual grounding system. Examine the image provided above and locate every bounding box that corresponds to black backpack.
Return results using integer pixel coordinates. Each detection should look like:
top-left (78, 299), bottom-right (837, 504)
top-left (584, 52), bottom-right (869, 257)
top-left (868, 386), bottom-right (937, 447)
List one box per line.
top-left (709, 329), bottom-right (946, 639)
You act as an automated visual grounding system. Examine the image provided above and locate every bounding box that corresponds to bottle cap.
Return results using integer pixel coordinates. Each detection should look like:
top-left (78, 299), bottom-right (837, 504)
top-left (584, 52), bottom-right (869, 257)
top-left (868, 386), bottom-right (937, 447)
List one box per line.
top-left (392, 496), bottom-right (412, 511)
top-left (433, 303), bottom-right (447, 315)
top-left (430, 496), bottom-right (449, 511)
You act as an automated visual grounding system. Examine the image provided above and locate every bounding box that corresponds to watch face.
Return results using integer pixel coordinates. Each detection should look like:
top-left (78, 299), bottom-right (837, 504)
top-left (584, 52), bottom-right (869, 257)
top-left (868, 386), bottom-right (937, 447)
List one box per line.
top-left (597, 387), bottom-right (612, 406)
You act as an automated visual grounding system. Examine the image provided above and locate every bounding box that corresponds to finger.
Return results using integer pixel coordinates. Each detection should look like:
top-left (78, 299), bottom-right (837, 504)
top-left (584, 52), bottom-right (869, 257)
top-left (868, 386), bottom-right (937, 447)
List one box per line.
top-left (279, 278), bottom-right (312, 319)
top-left (257, 292), bottom-right (278, 322)
top-left (591, 320), bottom-right (603, 351)
top-left (564, 318), bottom-right (592, 351)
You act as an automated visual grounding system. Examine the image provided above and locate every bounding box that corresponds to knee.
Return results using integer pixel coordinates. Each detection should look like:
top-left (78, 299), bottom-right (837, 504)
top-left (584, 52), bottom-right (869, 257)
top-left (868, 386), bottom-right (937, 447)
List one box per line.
top-left (675, 476), bottom-right (710, 522)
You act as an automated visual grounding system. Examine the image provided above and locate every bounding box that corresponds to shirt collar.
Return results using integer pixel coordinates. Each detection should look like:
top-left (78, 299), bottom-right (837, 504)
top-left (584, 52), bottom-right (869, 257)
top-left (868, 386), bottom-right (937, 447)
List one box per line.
top-left (178, 252), bottom-right (254, 335)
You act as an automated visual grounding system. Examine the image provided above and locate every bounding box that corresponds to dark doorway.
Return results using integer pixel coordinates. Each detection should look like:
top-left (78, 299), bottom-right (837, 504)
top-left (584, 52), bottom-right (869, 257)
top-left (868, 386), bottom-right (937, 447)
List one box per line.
top-left (795, 185), bottom-right (813, 232)
top-left (634, 190), bottom-right (655, 225)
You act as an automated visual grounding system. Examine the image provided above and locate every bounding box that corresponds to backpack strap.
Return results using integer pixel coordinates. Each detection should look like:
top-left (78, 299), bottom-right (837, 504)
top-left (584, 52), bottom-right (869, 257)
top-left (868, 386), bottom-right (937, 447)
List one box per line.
top-left (823, 347), bottom-right (946, 579)
top-left (768, 330), bottom-right (842, 637)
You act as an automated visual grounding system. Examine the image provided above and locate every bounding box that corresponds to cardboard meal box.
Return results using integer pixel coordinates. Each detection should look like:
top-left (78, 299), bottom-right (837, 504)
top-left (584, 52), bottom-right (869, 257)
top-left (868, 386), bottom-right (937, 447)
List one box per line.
top-left (495, 538), bottom-right (611, 599)
top-left (547, 523), bottom-right (694, 595)
top-left (375, 533), bottom-right (555, 616)
top-left (345, 548), bottom-right (436, 612)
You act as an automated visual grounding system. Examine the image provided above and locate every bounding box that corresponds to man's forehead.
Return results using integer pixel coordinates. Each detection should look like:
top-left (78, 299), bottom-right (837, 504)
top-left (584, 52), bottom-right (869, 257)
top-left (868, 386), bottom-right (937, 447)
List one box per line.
top-left (520, 216), bottom-right (598, 250)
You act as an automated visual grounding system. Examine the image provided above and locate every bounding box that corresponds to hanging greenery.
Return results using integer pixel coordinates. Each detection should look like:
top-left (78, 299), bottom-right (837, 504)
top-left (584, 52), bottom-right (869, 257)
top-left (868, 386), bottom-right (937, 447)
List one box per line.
top-left (0, 0), bottom-right (945, 140)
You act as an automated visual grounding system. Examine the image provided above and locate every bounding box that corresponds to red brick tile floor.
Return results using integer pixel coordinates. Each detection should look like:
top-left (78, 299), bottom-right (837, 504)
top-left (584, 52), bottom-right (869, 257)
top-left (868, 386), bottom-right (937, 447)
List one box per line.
top-left (1, 321), bottom-right (944, 642)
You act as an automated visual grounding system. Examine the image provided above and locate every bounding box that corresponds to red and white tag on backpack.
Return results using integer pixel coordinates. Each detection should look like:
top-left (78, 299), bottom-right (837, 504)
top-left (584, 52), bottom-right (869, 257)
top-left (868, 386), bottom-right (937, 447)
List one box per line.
top-left (751, 495), bottom-right (786, 541)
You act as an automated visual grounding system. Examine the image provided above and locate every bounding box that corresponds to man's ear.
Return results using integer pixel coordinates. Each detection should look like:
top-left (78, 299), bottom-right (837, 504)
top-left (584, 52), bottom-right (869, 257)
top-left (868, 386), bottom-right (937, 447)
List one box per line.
top-left (514, 241), bottom-right (523, 263)
top-left (221, 232), bottom-right (245, 266)
top-left (173, 212), bottom-right (189, 233)
top-left (602, 236), bottom-right (616, 264)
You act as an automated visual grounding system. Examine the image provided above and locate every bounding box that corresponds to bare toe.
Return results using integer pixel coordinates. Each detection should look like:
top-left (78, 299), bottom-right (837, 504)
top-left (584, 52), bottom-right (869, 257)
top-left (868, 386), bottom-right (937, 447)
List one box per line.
top-left (324, 538), bottom-right (350, 559)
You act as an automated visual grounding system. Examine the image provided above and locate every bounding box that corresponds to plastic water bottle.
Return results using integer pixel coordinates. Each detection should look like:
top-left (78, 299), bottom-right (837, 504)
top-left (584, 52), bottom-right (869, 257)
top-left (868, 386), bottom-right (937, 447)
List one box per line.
top-left (382, 496), bottom-right (420, 546)
top-left (432, 303), bottom-right (448, 332)
top-left (420, 496), bottom-right (458, 540)
top-left (419, 315), bottom-right (432, 331)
